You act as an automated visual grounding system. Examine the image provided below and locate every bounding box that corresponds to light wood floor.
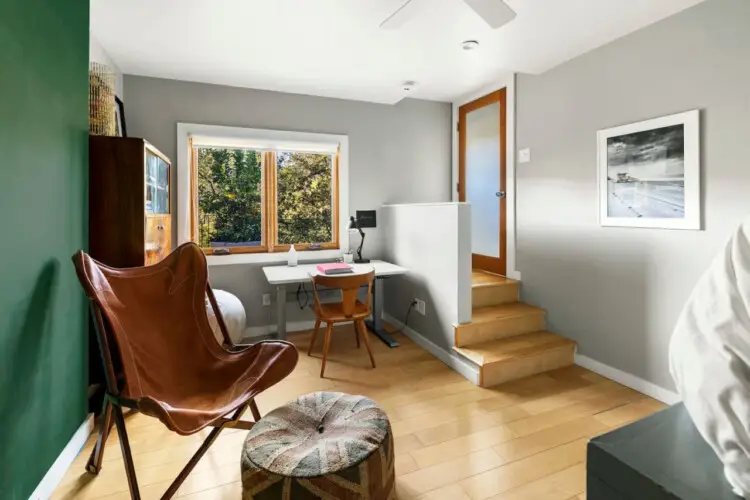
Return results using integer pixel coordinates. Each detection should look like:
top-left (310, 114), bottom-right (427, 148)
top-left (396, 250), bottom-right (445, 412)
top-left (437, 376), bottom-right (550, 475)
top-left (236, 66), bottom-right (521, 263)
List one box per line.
top-left (53, 327), bottom-right (666, 500)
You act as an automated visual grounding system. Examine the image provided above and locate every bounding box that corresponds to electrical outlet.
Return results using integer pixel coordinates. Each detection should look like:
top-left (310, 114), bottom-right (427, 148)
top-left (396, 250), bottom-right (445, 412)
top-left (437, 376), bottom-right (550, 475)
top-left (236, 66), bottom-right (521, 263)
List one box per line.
top-left (262, 294), bottom-right (272, 306)
top-left (415, 299), bottom-right (426, 315)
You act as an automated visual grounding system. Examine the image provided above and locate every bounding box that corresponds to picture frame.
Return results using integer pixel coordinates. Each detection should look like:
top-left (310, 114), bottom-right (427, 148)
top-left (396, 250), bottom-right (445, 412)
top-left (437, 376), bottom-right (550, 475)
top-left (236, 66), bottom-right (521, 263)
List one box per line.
top-left (598, 109), bottom-right (700, 230)
top-left (114, 96), bottom-right (127, 137)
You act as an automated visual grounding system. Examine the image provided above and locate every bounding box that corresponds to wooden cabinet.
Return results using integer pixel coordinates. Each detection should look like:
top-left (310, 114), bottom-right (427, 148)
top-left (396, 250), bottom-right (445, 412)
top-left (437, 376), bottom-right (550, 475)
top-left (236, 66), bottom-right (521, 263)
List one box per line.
top-left (87, 136), bottom-right (174, 409)
top-left (145, 215), bottom-right (172, 265)
top-left (89, 136), bottom-right (173, 267)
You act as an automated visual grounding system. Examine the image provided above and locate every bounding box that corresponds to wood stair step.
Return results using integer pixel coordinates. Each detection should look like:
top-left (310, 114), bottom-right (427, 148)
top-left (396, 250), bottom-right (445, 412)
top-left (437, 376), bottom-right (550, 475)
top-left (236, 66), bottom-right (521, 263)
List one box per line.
top-left (453, 331), bottom-right (577, 387)
top-left (472, 277), bottom-right (519, 308)
top-left (472, 270), bottom-right (513, 286)
top-left (455, 303), bottom-right (545, 347)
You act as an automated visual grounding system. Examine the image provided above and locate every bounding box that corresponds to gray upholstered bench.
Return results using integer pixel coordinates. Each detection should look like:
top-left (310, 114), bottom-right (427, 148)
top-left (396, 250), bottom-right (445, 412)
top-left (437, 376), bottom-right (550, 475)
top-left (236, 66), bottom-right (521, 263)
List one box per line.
top-left (587, 403), bottom-right (736, 499)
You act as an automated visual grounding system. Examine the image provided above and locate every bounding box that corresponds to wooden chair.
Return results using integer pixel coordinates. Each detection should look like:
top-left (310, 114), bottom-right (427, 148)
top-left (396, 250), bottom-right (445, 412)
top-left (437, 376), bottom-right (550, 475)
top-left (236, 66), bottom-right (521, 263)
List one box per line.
top-left (72, 242), bottom-right (298, 499)
top-left (308, 271), bottom-right (377, 378)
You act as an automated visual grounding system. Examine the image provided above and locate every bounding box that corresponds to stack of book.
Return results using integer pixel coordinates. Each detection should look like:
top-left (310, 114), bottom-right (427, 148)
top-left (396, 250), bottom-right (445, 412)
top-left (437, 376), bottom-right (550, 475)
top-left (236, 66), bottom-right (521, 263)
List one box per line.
top-left (316, 263), bottom-right (354, 275)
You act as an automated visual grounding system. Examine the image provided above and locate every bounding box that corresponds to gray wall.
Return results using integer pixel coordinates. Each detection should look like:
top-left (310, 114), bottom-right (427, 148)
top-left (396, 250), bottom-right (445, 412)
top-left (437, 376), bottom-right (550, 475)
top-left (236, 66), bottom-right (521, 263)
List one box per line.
top-left (123, 76), bottom-right (452, 328)
top-left (516, 0), bottom-right (750, 391)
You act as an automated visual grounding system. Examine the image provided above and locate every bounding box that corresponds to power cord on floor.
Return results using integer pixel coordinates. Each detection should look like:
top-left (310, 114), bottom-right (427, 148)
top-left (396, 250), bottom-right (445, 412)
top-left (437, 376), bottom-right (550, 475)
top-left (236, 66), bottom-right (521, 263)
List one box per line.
top-left (390, 300), bottom-right (417, 336)
top-left (296, 283), bottom-right (310, 310)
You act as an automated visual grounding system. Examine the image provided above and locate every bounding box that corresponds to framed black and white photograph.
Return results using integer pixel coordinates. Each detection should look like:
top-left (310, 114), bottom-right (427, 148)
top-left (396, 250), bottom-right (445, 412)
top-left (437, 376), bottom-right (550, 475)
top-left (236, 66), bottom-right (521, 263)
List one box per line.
top-left (114, 96), bottom-right (127, 137)
top-left (598, 110), bottom-right (700, 230)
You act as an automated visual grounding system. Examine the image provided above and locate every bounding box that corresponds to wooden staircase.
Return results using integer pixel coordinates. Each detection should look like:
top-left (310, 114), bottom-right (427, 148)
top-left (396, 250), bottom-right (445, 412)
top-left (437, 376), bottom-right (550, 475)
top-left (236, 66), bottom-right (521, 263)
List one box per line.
top-left (453, 271), bottom-right (576, 387)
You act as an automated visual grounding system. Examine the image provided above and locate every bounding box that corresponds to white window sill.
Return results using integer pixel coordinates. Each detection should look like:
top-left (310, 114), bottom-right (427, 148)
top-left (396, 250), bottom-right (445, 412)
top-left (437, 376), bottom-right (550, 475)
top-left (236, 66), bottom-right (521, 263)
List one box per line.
top-left (207, 249), bottom-right (342, 267)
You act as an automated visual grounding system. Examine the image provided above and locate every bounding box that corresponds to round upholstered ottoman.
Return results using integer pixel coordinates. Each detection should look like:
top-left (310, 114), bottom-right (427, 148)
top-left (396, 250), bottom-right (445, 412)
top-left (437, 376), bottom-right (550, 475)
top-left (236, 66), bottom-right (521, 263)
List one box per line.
top-left (241, 392), bottom-right (395, 500)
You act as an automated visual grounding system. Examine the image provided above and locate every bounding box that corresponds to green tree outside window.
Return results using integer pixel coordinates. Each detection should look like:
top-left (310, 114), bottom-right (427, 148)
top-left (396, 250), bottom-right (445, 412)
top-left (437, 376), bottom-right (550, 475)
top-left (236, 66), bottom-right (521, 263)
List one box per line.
top-left (197, 147), bottom-right (333, 249)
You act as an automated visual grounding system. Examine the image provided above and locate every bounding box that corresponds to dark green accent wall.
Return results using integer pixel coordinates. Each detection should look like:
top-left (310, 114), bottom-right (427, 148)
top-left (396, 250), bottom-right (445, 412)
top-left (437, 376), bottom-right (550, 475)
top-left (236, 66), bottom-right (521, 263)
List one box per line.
top-left (0, 0), bottom-right (89, 498)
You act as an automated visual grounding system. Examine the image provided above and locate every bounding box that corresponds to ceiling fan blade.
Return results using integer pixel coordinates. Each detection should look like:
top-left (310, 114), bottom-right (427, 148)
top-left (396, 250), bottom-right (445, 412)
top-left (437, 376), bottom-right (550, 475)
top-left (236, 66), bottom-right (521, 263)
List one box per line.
top-left (380, 0), bottom-right (420, 29)
top-left (463, 0), bottom-right (516, 29)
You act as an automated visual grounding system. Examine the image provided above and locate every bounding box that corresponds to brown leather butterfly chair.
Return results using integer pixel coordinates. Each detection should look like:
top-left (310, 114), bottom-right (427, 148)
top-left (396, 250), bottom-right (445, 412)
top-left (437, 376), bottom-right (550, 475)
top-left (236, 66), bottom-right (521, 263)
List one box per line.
top-left (72, 242), bottom-right (298, 500)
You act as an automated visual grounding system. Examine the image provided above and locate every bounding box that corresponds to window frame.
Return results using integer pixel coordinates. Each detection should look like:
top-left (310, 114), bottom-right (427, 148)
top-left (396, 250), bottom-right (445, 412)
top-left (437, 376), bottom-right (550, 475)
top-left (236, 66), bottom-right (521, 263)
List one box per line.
top-left (269, 149), bottom-right (340, 253)
top-left (177, 123), bottom-right (349, 265)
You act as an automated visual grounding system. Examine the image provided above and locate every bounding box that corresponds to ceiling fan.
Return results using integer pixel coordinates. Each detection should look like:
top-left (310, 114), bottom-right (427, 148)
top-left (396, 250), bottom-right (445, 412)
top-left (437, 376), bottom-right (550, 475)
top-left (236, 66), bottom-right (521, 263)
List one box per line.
top-left (380, 0), bottom-right (516, 30)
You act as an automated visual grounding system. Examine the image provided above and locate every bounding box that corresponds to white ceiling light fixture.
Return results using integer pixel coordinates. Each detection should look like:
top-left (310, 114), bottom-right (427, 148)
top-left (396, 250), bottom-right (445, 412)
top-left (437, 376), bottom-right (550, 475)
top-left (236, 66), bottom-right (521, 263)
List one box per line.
top-left (380, 0), bottom-right (516, 30)
top-left (402, 80), bottom-right (417, 91)
top-left (462, 40), bottom-right (480, 51)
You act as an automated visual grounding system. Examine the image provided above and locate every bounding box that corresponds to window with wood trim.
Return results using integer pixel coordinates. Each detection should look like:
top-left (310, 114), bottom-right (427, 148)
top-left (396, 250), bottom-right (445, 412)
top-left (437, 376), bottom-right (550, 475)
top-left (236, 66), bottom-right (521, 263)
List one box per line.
top-left (189, 138), bottom-right (339, 255)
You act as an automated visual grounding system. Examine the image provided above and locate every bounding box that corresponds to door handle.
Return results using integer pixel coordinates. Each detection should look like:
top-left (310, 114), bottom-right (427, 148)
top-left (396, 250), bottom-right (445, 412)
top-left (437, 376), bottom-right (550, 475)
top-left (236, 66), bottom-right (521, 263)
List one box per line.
top-left (496, 191), bottom-right (506, 198)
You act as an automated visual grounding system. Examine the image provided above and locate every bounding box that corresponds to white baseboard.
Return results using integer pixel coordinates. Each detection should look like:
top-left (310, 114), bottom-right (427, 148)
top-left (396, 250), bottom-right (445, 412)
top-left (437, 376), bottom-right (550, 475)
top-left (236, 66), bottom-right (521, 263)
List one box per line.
top-left (574, 353), bottom-right (680, 405)
top-left (30, 413), bottom-right (94, 500)
top-left (383, 313), bottom-right (480, 386)
top-left (244, 320), bottom-right (317, 338)
top-left (507, 270), bottom-right (522, 280)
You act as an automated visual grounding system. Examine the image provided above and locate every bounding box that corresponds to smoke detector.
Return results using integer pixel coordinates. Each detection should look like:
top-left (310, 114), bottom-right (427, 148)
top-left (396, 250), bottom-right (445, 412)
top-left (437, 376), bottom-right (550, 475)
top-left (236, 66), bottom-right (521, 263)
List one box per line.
top-left (462, 40), bottom-right (480, 51)
top-left (402, 80), bottom-right (417, 91)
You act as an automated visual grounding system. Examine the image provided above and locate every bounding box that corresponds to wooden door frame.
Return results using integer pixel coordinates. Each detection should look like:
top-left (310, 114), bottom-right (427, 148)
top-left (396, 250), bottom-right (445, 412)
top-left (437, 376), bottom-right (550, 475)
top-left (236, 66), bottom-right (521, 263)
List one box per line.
top-left (458, 88), bottom-right (507, 276)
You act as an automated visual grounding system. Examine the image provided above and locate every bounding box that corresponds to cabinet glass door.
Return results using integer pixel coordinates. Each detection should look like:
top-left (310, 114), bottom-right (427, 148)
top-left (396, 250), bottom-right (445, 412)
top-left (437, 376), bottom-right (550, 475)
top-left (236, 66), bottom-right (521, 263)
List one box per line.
top-left (145, 150), bottom-right (170, 214)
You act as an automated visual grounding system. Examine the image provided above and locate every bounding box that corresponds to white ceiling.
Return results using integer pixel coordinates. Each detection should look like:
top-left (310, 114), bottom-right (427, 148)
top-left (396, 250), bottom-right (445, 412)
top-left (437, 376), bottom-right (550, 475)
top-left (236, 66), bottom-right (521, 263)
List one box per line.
top-left (91, 0), bottom-right (705, 105)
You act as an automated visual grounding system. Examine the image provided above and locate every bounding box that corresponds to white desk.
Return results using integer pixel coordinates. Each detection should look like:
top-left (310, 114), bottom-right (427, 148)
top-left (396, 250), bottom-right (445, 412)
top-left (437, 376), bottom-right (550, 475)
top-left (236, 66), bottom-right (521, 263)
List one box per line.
top-left (262, 260), bottom-right (407, 347)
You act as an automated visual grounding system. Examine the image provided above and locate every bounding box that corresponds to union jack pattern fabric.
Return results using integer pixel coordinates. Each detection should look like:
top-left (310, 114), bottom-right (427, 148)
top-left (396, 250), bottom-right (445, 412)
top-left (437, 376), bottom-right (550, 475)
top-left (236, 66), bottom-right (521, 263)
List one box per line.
top-left (242, 392), bottom-right (395, 499)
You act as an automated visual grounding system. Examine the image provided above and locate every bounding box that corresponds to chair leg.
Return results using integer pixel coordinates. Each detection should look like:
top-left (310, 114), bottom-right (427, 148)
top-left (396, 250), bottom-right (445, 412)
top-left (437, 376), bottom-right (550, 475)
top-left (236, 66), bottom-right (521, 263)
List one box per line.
top-left (250, 399), bottom-right (262, 422)
top-left (112, 404), bottom-right (140, 500)
top-left (355, 322), bottom-right (361, 349)
top-left (308, 319), bottom-right (321, 356)
top-left (162, 405), bottom-right (244, 499)
top-left (320, 323), bottom-right (334, 378)
top-left (85, 399), bottom-right (114, 474)
top-left (357, 320), bottom-right (376, 369)
top-left (162, 426), bottom-right (222, 499)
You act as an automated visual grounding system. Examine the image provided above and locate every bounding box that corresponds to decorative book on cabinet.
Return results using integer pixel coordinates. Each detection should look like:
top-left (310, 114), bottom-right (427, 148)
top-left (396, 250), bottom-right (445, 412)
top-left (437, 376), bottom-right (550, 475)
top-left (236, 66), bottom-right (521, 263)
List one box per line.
top-left (89, 136), bottom-right (173, 268)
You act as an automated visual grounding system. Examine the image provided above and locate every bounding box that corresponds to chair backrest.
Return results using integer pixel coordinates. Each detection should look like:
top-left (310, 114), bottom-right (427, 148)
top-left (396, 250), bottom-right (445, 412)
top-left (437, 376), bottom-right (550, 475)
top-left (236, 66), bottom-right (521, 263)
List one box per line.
top-left (72, 242), bottom-right (229, 400)
top-left (312, 271), bottom-right (374, 318)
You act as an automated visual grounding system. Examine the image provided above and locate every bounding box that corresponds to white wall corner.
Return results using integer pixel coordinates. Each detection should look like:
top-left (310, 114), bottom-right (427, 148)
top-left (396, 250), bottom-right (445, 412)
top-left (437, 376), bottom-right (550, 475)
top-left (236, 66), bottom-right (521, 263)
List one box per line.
top-left (452, 73), bottom-right (520, 280)
top-left (384, 313), bottom-right (480, 386)
top-left (29, 413), bottom-right (94, 500)
top-left (574, 353), bottom-right (681, 405)
top-left (89, 33), bottom-right (124, 99)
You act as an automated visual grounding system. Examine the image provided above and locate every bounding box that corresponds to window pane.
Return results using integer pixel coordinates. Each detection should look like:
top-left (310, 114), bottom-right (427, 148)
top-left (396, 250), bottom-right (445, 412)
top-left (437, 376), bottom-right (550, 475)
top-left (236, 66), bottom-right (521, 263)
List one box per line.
top-left (196, 147), bottom-right (263, 249)
top-left (276, 151), bottom-right (333, 245)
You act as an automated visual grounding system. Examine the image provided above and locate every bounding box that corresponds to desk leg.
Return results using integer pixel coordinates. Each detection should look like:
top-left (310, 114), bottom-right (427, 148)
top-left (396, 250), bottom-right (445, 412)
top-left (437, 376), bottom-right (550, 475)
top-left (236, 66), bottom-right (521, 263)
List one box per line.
top-left (276, 285), bottom-right (287, 339)
top-left (366, 278), bottom-right (400, 348)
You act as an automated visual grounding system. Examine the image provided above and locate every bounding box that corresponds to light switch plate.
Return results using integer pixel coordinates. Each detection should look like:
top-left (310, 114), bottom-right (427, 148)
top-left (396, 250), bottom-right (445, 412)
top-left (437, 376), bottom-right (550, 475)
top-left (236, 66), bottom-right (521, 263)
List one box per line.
top-left (519, 148), bottom-right (531, 164)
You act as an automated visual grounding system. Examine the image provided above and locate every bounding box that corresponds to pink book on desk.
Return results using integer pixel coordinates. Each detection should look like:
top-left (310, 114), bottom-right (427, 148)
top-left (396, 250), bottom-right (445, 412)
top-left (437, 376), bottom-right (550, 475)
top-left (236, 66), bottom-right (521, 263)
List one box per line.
top-left (316, 263), bottom-right (354, 275)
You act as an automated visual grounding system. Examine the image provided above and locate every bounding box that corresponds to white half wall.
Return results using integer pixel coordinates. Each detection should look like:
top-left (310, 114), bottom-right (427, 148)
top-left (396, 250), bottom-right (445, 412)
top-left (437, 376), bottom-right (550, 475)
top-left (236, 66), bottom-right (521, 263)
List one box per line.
top-left (381, 203), bottom-right (472, 354)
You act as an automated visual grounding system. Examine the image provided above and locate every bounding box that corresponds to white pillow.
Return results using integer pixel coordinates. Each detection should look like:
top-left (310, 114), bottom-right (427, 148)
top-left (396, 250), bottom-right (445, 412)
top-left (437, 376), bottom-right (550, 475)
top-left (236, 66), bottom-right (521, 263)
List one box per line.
top-left (670, 218), bottom-right (750, 498)
top-left (205, 289), bottom-right (247, 345)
